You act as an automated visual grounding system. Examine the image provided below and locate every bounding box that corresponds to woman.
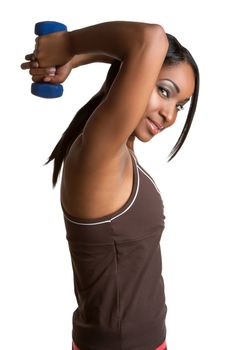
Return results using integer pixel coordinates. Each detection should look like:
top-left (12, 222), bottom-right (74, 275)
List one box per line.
top-left (21, 21), bottom-right (199, 350)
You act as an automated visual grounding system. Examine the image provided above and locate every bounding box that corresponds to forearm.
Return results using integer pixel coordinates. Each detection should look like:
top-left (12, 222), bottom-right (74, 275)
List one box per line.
top-left (36, 21), bottom-right (167, 70)
top-left (71, 53), bottom-right (116, 68)
top-left (69, 21), bottom-right (164, 61)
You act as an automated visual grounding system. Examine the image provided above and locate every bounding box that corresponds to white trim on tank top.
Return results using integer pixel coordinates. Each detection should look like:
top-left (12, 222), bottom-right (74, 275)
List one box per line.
top-left (136, 165), bottom-right (161, 194)
top-left (63, 152), bottom-right (160, 226)
top-left (63, 152), bottom-right (140, 226)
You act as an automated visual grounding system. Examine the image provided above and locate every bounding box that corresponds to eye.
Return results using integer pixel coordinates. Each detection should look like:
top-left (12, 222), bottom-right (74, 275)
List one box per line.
top-left (158, 86), bottom-right (169, 98)
top-left (176, 104), bottom-right (184, 112)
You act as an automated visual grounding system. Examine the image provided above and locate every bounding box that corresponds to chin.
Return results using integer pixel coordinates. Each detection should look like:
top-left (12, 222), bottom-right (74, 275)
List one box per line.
top-left (134, 119), bottom-right (155, 143)
top-left (135, 130), bottom-right (154, 143)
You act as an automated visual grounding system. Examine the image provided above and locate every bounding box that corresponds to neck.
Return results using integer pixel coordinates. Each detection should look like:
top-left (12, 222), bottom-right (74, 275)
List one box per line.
top-left (127, 134), bottom-right (135, 152)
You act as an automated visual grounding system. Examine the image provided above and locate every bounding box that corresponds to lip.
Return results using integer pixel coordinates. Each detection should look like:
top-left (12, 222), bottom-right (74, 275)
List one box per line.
top-left (147, 117), bottom-right (164, 135)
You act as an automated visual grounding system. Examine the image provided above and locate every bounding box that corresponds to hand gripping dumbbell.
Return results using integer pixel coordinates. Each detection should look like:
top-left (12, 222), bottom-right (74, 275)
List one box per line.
top-left (31, 21), bottom-right (67, 98)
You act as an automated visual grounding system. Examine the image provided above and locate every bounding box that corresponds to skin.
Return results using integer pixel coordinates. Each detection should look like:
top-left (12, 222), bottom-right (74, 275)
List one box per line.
top-left (131, 62), bottom-right (194, 145)
top-left (62, 62), bottom-right (194, 220)
top-left (21, 37), bottom-right (194, 220)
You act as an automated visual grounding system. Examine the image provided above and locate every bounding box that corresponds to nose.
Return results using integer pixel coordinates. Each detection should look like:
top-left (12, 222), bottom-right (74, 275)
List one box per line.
top-left (159, 103), bottom-right (177, 127)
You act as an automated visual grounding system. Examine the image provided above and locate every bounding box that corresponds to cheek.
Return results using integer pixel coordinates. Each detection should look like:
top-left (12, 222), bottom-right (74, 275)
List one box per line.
top-left (146, 91), bottom-right (159, 113)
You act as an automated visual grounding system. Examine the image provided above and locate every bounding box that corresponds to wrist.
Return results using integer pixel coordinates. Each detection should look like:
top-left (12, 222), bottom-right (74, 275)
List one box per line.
top-left (70, 55), bottom-right (81, 68)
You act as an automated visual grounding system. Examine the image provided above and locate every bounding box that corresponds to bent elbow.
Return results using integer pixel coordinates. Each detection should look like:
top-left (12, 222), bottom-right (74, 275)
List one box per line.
top-left (121, 22), bottom-right (168, 61)
top-left (144, 24), bottom-right (169, 51)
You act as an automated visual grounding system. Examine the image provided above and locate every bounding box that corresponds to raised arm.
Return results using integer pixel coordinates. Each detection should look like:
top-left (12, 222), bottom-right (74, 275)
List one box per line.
top-left (35, 21), bottom-right (168, 160)
top-left (72, 53), bottom-right (116, 67)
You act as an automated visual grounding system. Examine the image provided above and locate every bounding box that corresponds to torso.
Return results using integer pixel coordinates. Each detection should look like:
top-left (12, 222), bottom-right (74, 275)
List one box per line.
top-left (60, 134), bottom-right (135, 220)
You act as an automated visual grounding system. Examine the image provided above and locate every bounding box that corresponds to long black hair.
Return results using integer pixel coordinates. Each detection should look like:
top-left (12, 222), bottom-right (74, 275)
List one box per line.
top-left (164, 34), bottom-right (199, 160)
top-left (45, 34), bottom-right (199, 187)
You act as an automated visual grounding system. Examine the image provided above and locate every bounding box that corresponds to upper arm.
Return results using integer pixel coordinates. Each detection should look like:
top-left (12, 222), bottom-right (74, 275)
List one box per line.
top-left (81, 25), bottom-right (168, 160)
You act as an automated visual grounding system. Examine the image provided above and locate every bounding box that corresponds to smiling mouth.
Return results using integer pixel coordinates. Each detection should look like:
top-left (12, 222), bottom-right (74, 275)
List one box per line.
top-left (147, 118), bottom-right (164, 135)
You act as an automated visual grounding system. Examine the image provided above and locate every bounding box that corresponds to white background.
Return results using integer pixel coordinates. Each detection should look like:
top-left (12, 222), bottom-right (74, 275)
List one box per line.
top-left (1, 0), bottom-right (232, 349)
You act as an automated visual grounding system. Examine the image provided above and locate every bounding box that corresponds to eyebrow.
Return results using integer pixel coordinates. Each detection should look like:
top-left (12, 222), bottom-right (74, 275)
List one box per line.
top-left (164, 79), bottom-right (180, 93)
top-left (160, 79), bottom-right (191, 104)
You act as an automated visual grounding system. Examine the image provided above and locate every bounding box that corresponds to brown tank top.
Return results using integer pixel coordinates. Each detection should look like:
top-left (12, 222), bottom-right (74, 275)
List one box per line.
top-left (61, 152), bottom-right (167, 350)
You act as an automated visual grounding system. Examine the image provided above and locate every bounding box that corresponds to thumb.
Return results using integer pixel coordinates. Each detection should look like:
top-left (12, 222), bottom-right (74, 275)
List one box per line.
top-left (44, 66), bottom-right (71, 84)
top-left (44, 75), bottom-right (64, 84)
top-left (43, 72), bottom-right (67, 84)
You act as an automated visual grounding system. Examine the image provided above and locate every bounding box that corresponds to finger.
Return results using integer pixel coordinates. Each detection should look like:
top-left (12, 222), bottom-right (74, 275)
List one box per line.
top-left (45, 72), bottom-right (67, 84)
top-left (25, 53), bottom-right (36, 61)
top-left (31, 75), bottom-right (45, 83)
top-left (29, 67), bottom-right (56, 76)
top-left (32, 73), bottom-right (55, 83)
top-left (41, 70), bottom-right (65, 84)
top-left (43, 76), bottom-right (52, 82)
top-left (21, 61), bottom-right (39, 70)
top-left (31, 75), bottom-right (54, 83)
top-left (31, 70), bottom-right (56, 82)
top-left (44, 75), bottom-right (60, 83)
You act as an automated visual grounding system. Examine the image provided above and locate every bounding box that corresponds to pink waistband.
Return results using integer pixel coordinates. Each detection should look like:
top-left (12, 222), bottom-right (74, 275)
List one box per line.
top-left (73, 340), bottom-right (167, 350)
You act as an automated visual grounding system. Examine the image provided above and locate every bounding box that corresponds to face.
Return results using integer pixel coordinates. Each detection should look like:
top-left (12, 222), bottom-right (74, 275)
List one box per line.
top-left (133, 62), bottom-right (195, 142)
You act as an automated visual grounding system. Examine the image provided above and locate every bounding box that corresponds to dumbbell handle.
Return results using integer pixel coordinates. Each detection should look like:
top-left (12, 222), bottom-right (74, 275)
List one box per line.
top-left (31, 21), bottom-right (67, 98)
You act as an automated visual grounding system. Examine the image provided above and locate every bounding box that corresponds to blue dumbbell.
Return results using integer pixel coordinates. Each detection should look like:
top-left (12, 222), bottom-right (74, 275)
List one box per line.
top-left (31, 21), bottom-right (67, 98)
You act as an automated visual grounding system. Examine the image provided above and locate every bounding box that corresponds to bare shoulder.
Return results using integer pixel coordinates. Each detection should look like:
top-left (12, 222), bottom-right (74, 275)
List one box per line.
top-left (60, 134), bottom-right (134, 220)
